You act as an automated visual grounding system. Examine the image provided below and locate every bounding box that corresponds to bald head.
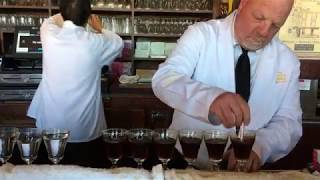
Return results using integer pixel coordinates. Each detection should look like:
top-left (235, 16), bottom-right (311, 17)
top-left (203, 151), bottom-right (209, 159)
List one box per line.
top-left (239, 0), bottom-right (294, 20)
top-left (234, 0), bottom-right (294, 50)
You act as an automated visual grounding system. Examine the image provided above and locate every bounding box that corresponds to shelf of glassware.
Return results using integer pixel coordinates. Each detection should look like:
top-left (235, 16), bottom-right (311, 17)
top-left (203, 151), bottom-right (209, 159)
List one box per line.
top-left (51, 6), bottom-right (133, 13)
top-left (0, 5), bottom-right (49, 9)
top-left (133, 33), bottom-right (181, 38)
top-left (51, 7), bottom-right (214, 14)
top-left (133, 8), bottom-right (213, 14)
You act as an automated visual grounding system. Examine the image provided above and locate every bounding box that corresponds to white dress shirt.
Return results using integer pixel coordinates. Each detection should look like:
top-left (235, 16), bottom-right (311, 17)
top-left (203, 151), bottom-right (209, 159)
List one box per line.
top-left (28, 16), bottom-right (123, 142)
top-left (152, 12), bottom-right (302, 167)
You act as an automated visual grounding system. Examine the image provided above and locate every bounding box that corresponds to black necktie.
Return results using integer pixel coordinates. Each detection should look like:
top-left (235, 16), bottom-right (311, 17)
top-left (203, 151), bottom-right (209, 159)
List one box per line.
top-left (235, 48), bottom-right (250, 102)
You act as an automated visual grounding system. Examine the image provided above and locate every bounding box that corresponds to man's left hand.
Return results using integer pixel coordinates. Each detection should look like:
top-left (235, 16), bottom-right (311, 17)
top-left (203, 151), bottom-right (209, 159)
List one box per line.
top-left (226, 149), bottom-right (261, 172)
top-left (246, 150), bottom-right (261, 172)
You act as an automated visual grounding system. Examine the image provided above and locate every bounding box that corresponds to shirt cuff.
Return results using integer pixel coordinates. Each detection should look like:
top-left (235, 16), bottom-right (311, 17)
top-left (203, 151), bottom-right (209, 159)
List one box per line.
top-left (205, 89), bottom-right (226, 125)
top-left (252, 136), bottom-right (272, 165)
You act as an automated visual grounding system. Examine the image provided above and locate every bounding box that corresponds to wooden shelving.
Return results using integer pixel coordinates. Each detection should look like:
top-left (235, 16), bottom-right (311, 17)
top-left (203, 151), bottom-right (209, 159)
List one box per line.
top-left (117, 33), bottom-right (131, 37)
top-left (133, 33), bottom-right (181, 38)
top-left (40, 2), bottom-right (214, 74)
top-left (92, 7), bottom-right (132, 12)
top-left (0, 5), bottom-right (49, 10)
top-left (133, 8), bottom-right (213, 14)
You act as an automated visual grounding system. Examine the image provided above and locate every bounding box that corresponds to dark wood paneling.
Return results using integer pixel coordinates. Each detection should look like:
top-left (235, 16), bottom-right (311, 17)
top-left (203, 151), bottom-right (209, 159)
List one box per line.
top-left (104, 93), bottom-right (173, 129)
top-left (0, 102), bottom-right (35, 127)
top-left (105, 108), bottom-right (146, 129)
top-left (300, 60), bottom-right (320, 79)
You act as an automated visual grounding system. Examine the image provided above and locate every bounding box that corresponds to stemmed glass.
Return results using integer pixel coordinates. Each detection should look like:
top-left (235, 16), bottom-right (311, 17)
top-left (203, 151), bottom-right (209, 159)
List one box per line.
top-left (102, 128), bottom-right (127, 168)
top-left (153, 129), bottom-right (177, 169)
top-left (204, 129), bottom-right (229, 171)
top-left (42, 129), bottom-right (69, 165)
top-left (128, 128), bottom-right (152, 168)
top-left (17, 128), bottom-right (42, 165)
top-left (179, 129), bottom-right (203, 169)
top-left (230, 130), bottom-right (256, 171)
top-left (0, 127), bottom-right (18, 165)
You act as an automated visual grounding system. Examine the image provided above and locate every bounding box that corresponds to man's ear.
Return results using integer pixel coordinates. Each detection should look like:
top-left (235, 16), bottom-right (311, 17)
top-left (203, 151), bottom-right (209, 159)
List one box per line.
top-left (238, 0), bottom-right (249, 12)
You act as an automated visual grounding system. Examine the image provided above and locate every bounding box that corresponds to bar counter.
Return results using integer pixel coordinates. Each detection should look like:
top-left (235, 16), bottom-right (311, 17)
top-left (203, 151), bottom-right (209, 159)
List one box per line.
top-left (0, 163), bottom-right (318, 180)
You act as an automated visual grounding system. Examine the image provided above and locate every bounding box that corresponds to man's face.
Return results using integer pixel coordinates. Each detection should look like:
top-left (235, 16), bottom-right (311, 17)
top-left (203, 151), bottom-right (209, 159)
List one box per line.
top-left (234, 0), bottom-right (293, 50)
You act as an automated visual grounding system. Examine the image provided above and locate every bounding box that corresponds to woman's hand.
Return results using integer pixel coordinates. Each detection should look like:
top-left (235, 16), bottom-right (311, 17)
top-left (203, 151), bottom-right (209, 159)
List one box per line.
top-left (52, 13), bottom-right (64, 27)
top-left (88, 14), bottom-right (103, 33)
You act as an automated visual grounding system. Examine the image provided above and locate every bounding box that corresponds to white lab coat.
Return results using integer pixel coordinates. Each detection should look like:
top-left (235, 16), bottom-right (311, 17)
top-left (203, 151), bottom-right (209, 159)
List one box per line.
top-left (152, 12), bottom-right (302, 167)
top-left (28, 16), bottom-right (123, 142)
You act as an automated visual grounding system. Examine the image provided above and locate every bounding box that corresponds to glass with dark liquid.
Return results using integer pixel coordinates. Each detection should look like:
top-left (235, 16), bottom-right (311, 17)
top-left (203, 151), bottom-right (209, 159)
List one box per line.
top-left (153, 129), bottom-right (177, 169)
top-left (17, 128), bottom-right (42, 165)
top-left (128, 128), bottom-right (153, 168)
top-left (43, 129), bottom-right (69, 164)
top-left (0, 127), bottom-right (18, 165)
top-left (179, 129), bottom-right (203, 168)
top-left (230, 130), bottom-right (256, 171)
top-left (102, 128), bottom-right (127, 168)
top-left (204, 129), bottom-right (228, 171)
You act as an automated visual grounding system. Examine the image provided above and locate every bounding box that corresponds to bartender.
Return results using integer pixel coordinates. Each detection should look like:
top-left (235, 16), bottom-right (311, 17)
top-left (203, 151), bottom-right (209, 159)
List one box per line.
top-left (152, 0), bottom-right (302, 171)
top-left (27, 0), bottom-right (123, 167)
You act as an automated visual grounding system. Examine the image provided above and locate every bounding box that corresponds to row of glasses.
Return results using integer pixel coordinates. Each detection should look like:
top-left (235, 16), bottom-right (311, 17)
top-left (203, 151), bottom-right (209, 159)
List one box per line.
top-left (100, 15), bottom-right (131, 34)
top-left (179, 129), bottom-right (256, 171)
top-left (103, 128), bottom-right (175, 169)
top-left (0, 127), bottom-right (69, 165)
top-left (102, 128), bottom-right (153, 168)
top-left (0, 0), bottom-right (47, 6)
top-left (91, 0), bottom-right (131, 9)
top-left (102, 128), bottom-right (256, 171)
top-left (134, 16), bottom-right (201, 35)
top-left (135, 0), bottom-right (212, 10)
top-left (0, 14), bottom-right (46, 26)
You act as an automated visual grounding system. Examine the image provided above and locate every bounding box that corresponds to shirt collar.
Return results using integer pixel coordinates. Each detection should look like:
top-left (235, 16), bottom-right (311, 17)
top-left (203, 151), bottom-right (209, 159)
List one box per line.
top-left (231, 10), bottom-right (239, 47)
top-left (63, 20), bottom-right (84, 30)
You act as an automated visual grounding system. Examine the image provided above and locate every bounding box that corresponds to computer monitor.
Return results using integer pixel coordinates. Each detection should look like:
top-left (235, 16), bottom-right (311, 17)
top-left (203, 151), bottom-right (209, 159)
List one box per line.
top-left (13, 26), bottom-right (42, 59)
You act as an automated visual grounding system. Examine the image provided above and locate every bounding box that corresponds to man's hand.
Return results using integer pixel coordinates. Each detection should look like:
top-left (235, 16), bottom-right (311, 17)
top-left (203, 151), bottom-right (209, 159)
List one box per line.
top-left (88, 14), bottom-right (103, 33)
top-left (225, 149), bottom-right (261, 172)
top-left (209, 92), bottom-right (250, 128)
top-left (246, 151), bottom-right (261, 172)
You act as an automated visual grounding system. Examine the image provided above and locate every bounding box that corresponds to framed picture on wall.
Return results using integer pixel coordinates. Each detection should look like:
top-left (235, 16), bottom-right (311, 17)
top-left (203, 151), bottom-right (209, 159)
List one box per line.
top-left (279, 0), bottom-right (320, 59)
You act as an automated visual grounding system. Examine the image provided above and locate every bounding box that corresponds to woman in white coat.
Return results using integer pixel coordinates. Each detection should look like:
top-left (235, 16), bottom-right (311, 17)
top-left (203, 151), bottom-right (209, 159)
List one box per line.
top-left (27, 0), bottom-right (123, 167)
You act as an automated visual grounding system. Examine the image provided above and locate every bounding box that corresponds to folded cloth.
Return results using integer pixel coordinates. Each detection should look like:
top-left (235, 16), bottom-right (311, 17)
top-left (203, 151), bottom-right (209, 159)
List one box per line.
top-left (1, 163), bottom-right (318, 180)
top-left (119, 75), bottom-right (140, 84)
top-left (0, 163), bottom-right (153, 180)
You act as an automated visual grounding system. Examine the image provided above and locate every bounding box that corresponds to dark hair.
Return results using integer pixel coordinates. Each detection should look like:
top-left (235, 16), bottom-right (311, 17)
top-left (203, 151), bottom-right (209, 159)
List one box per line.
top-left (59, 0), bottom-right (91, 26)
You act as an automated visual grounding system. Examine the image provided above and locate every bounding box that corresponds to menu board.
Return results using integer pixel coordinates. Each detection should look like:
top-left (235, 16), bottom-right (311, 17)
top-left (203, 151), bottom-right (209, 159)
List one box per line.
top-left (279, 0), bottom-right (320, 59)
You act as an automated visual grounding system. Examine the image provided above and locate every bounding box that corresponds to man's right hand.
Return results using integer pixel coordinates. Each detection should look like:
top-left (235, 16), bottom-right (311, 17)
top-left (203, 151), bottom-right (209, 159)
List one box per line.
top-left (88, 14), bottom-right (103, 33)
top-left (209, 92), bottom-right (250, 128)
